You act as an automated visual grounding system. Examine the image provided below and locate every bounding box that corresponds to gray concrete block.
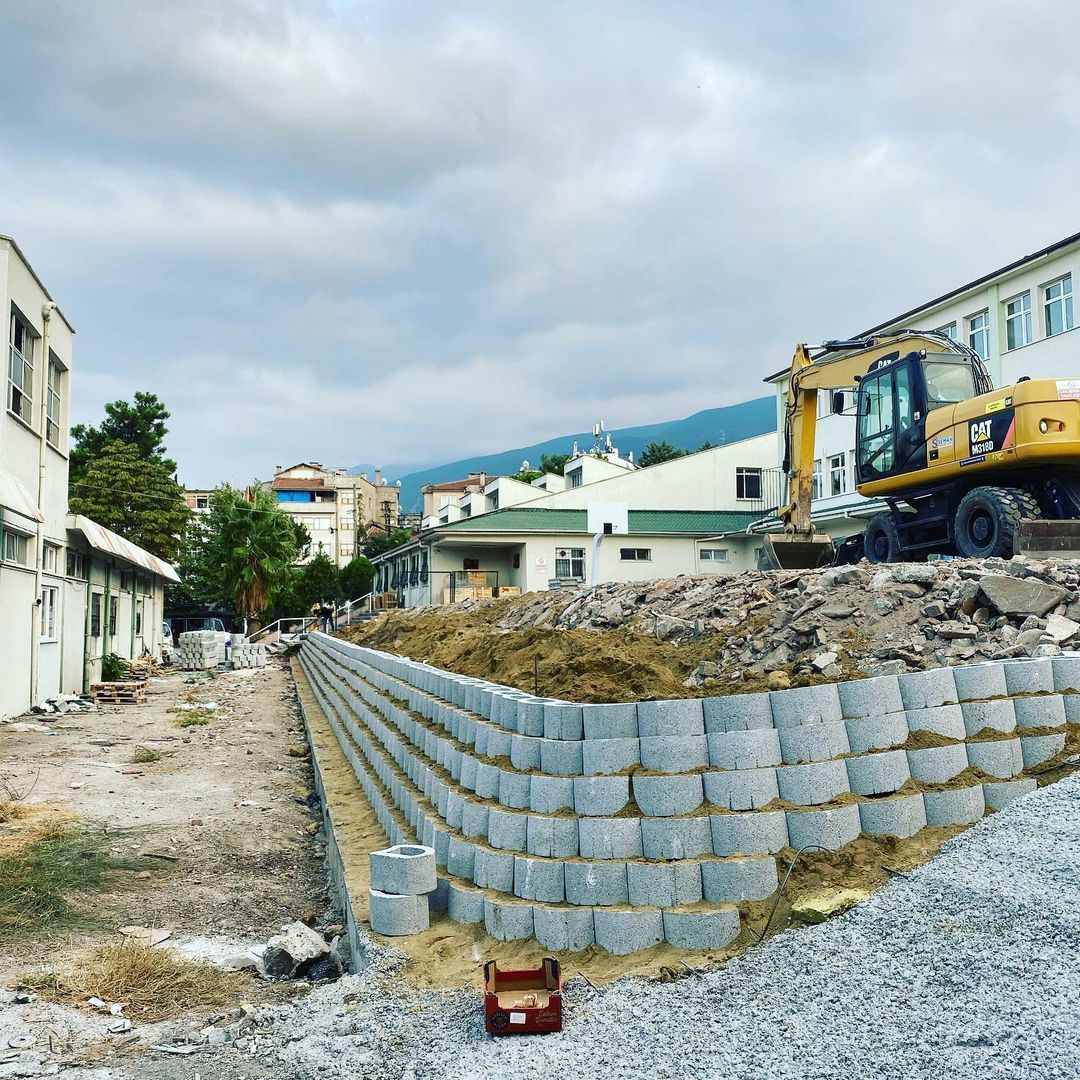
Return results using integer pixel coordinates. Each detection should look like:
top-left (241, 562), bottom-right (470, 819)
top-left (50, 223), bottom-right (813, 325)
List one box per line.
top-left (778, 721), bottom-right (851, 765)
top-left (662, 908), bottom-right (740, 951)
top-left (516, 698), bottom-right (546, 737)
top-left (487, 808), bottom-right (528, 852)
top-left (637, 698), bottom-right (705, 737)
top-left (898, 668), bottom-right (958, 710)
top-left (532, 904), bottom-right (595, 952)
top-left (494, 692), bottom-right (526, 731)
top-left (845, 749), bottom-right (910, 795)
top-left (1067, 695), bottom-right (1080, 724)
top-left (369, 889), bottom-right (429, 936)
top-left (952, 661), bottom-right (1008, 702)
top-left (1003, 657), bottom-right (1054, 695)
top-left (513, 856), bottom-right (565, 903)
top-left (1012, 695), bottom-right (1066, 730)
top-left (593, 909), bottom-right (664, 955)
top-left (472, 724), bottom-right (491, 758)
top-left (564, 861), bottom-right (629, 906)
top-left (703, 767), bottom-right (779, 811)
top-left (473, 848), bottom-right (516, 892)
top-left (710, 810), bottom-right (789, 855)
top-left (582, 738), bottom-right (641, 776)
top-left (627, 861), bottom-right (703, 908)
top-left (962, 699), bottom-right (1016, 737)
top-left (444, 881), bottom-right (483, 924)
top-left (640, 816), bottom-right (714, 860)
top-left (639, 735), bottom-right (708, 773)
top-left (775, 760), bottom-right (849, 806)
top-left (461, 801), bottom-right (490, 840)
top-left (837, 674), bottom-right (904, 719)
top-left (445, 791), bottom-right (465, 831)
top-left (529, 775), bottom-right (576, 814)
top-left (1020, 733), bottom-right (1066, 768)
top-left (577, 817), bottom-right (643, 859)
top-left (966, 738), bottom-right (1024, 779)
top-left (982, 778), bottom-right (1038, 810)
top-left (769, 684), bottom-right (843, 728)
top-left (539, 739), bottom-right (584, 777)
top-left (458, 755), bottom-right (478, 792)
top-left (526, 815), bottom-right (579, 859)
top-left (845, 712), bottom-right (910, 754)
top-left (700, 856), bottom-right (778, 902)
top-left (906, 704), bottom-right (966, 739)
top-left (544, 702), bottom-right (584, 742)
top-left (432, 825), bottom-right (451, 869)
top-left (907, 744), bottom-right (969, 784)
top-left (486, 728), bottom-right (512, 761)
top-left (484, 898), bottom-right (535, 941)
top-left (707, 728), bottom-right (782, 770)
top-left (369, 844), bottom-right (437, 896)
top-left (446, 836), bottom-right (477, 881)
top-left (858, 793), bottom-right (927, 838)
top-left (498, 769), bottom-right (532, 811)
top-left (632, 773), bottom-right (705, 817)
top-left (703, 692), bottom-right (775, 733)
top-left (428, 876), bottom-right (450, 913)
top-left (473, 762), bottom-right (501, 800)
top-left (785, 804), bottom-right (862, 851)
top-left (1051, 654), bottom-right (1080, 693)
top-left (510, 733), bottom-right (542, 772)
top-left (923, 785), bottom-right (985, 826)
top-left (574, 776), bottom-right (631, 817)
top-left (582, 703), bottom-right (639, 740)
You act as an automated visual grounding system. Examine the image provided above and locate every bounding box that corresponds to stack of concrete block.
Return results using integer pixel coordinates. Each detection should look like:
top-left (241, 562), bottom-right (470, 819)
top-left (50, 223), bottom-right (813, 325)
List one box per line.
top-left (177, 630), bottom-right (227, 671)
top-left (297, 634), bottom-right (1074, 957)
top-left (368, 843), bottom-right (437, 936)
top-left (229, 638), bottom-right (268, 669)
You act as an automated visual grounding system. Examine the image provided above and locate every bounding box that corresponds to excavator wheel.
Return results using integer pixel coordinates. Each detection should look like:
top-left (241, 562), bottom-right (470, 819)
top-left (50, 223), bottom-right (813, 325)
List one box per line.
top-left (863, 512), bottom-right (902, 564)
top-left (954, 486), bottom-right (1040, 559)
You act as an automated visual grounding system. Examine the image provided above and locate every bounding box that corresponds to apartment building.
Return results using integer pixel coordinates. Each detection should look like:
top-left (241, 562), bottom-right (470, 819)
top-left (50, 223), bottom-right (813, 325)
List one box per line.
top-left (1, 235), bottom-right (175, 718)
top-left (765, 230), bottom-right (1080, 542)
top-left (263, 462), bottom-right (401, 567)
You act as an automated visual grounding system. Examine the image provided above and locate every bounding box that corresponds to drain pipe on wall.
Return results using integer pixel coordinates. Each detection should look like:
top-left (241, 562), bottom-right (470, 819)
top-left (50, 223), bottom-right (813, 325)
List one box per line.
top-left (588, 528), bottom-right (606, 588)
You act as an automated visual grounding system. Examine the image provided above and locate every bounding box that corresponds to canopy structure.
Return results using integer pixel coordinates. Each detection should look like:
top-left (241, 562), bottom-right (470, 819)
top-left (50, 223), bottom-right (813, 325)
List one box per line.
top-left (67, 514), bottom-right (180, 583)
top-left (0, 468), bottom-right (44, 523)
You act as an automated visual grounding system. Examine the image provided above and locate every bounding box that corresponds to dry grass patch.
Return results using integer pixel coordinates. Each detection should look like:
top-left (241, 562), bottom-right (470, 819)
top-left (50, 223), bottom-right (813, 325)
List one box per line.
top-left (130, 746), bottom-right (163, 764)
top-left (173, 709), bottom-right (213, 728)
top-left (31, 941), bottom-right (248, 1021)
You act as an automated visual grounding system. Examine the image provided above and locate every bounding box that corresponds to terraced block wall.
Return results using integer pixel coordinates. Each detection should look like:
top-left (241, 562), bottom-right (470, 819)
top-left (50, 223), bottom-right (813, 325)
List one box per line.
top-left (298, 633), bottom-right (1076, 957)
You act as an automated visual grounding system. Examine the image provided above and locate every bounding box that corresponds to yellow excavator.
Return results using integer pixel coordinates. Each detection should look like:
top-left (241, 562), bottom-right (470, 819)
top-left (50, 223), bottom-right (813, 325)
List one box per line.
top-left (765, 329), bottom-right (1080, 568)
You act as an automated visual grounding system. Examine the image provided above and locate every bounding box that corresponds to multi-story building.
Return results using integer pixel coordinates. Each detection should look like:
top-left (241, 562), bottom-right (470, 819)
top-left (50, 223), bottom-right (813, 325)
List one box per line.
top-left (184, 488), bottom-right (214, 514)
top-left (764, 229), bottom-right (1080, 543)
top-left (263, 462), bottom-right (401, 567)
top-left (1, 235), bottom-right (175, 718)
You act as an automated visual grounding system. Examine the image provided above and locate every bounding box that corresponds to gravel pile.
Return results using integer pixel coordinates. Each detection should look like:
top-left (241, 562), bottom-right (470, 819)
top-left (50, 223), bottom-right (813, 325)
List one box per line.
top-left (259, 771), bottom-right (1079, 1080)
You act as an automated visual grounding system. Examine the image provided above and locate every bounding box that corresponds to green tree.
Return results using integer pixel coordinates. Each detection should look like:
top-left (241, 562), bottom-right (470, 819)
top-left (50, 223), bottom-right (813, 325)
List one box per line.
top-left (292, 520), bottom-right (312, 559)
top-left (511, 470), bottom-right (543, 484)
top-left (638, 440), bottom-right (688, 468)
top-left (69, 440), bottom-right (189, 560)
top-left (166, 511), bottom-right (229, 612)
top-left (204, 486), bottom-right (298, 632)
top-left (70, 391), bottom-right (175, 486)
top-left (539, 452), bottom-right (571, 476)
top-left (362, 528), bottom-right (413, 559)
top-left (269, 553), bottom-right (342, 617)
top-left (340, 555), bottom-right (376, 600)
top-left (697, 440), bottom-right (718, 452)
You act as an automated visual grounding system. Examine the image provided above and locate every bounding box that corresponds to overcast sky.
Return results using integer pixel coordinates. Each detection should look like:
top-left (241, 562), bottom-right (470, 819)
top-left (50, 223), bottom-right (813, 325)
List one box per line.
top-left (2, 1), bottom-right (1077, 486)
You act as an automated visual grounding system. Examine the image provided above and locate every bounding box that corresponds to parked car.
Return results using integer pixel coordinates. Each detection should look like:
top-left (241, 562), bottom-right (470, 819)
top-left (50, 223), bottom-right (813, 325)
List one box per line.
top-left (165, 611), bottom-right (234, 644)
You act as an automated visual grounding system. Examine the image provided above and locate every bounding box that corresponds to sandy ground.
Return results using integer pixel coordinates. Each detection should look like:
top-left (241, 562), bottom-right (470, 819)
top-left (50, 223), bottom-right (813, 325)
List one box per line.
top-left (0, 659), bottom-right (327, 1076)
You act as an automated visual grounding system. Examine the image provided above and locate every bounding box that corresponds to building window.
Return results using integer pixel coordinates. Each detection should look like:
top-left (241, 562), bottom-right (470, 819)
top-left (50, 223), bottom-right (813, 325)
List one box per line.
top-left (108, 596), bottom-right (118, 636)
top-left (8, 311), bottom-right (34, 424)
top-left (66, 550), bottom-right (86, 578)
top-left (569, 469), bottom-right (583, 489)
top-left (619, 548), bottom-right (651, 561)
top-left (735, 467), bottom-right (762, 500)
top-left (555, 547), bottom-right (585, 579)
top-left (1004, 292), bottom-right (1032, 350)
top-left (119, 570), bottom-right (134, 591)
top-left (40, 586), bottom-right (58, 639)
top-left (42, 543), bottom-right (60, 573)
top-left (135, 604), bottom-right (143, 635)
top-left (700, 548), bottom-right (729, 562)
top-left (90, 594), bottom-right (102, 637)
top-left (968, 310), bottom-right (990, 359)
top-left (934, 322), bottom-right (957, 340)
top-left (340, 491), bottom-right (354, 504)
top-left (812, 459), bottom-right (822, 500)
top-left (46, 358), bottom-right (62, 447)
top-left (829, 453), bottom-right (847, 496)
top-left (195, 495), bottom-right (209, 509)
top-left (2, 530), bottom-right (29, 565)
top-left (340, 544), bottom-right (354, 558)
top-left (1044, 275), bottom-right (1074, 337)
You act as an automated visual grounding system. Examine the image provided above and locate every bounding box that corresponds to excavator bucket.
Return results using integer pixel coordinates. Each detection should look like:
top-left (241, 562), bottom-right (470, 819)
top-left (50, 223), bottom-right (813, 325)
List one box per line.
top-left (761, 532), bottom-right (835, 571)
top-left (1014, 519), bottom-right (1080, 560)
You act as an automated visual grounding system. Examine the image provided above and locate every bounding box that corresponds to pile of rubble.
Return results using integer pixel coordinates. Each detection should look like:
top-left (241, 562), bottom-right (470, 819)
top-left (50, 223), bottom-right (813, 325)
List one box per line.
top-left (455, 556), bottom-right (1080, 688)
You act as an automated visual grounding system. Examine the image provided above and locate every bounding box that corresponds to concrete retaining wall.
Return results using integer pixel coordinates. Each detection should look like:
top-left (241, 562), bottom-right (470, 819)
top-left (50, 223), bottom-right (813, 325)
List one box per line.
top-left (298, 636), bottom-right (1073, 957)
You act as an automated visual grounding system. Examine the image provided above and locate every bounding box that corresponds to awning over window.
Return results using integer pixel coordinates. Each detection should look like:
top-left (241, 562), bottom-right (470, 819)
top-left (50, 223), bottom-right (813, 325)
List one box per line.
top-left (0, 468), bottom-right (44, 524)
top-left (67, 514), bottom-right (181, 583)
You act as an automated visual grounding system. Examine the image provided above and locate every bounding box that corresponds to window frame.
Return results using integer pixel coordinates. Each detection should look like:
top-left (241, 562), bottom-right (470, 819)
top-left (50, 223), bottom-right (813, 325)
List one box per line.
top-left (66, 549), bottom-right (87, 579)
top-left (699, 547), bottom-right (729, 562)
top-left (735, 466), bottom-right (763, 500)
top-left (46, 356), bottom-right (62, 448)
top-left (1044, 274), bottom-right (1074, 338)
top-left (42, 542), bottom-right (60, 573)
top-left (933, 321), bottom-right (957, 340)
top-left (2, 529), bottom-right (30, 566)
top-left (90, 593), bottom-right (102, 637)
top-left (40, 585), bottom-right (59, 640)
top-left (812, 459), bottom-right (822, 500)
top-left (619, 548), bottom-right (652, 561)
top-left (8, 309), bottom-right (35, 426)
top-left (1004, 291), bottom-right (1033, 351)
top-left (828, 452), bottom-right (848, 496)
top-left (967, 309), bottom-right (990, 359)
top-left (554, 546), bottom-right (585, 580)
top-left (108, 596), bottom-right (118, 637)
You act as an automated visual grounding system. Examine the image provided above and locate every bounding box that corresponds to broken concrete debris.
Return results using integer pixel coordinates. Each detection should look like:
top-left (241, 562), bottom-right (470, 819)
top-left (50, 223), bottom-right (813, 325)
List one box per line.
top-left (260, 921), bottom-right (331, 980)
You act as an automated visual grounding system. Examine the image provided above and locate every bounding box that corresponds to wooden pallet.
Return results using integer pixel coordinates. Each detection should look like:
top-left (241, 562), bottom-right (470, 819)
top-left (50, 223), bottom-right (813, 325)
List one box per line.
top-left (91, 680), bottom-right (147, 705)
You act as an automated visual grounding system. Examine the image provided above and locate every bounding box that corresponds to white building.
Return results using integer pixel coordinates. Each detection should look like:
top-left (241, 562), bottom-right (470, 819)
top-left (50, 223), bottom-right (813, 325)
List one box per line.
top-left (765, 230), bottom-right (1080, 541)
top-left (1, 235), bottom-right (175, 719)
top-left (375, 431), bottom-right (777, 607)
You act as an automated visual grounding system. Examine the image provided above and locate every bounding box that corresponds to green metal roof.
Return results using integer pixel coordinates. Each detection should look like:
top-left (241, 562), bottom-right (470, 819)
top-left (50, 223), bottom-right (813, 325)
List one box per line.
top-left (435, 507), bottom-right (761, 536)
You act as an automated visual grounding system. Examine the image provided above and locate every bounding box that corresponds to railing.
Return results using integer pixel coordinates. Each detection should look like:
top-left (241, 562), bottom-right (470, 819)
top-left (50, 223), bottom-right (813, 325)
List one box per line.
top-left (749, 467), bottom-right (788, 519)
top-left (381, 569), bottom-right (501, 608)
top-left (248, 616), bottom-right (317, 644)
top-left (335, 593), bottom-right (374, 627)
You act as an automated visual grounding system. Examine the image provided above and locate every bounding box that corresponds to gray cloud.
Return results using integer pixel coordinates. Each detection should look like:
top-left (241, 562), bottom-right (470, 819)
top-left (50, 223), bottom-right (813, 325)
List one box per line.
top-left (1, 0), bottom-right (1077, 484)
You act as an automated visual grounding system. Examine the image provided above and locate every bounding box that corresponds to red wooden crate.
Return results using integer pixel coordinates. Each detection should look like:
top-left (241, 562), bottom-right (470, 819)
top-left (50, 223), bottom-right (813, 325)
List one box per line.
top-left (483, 958), bottom-right (563, 1035)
